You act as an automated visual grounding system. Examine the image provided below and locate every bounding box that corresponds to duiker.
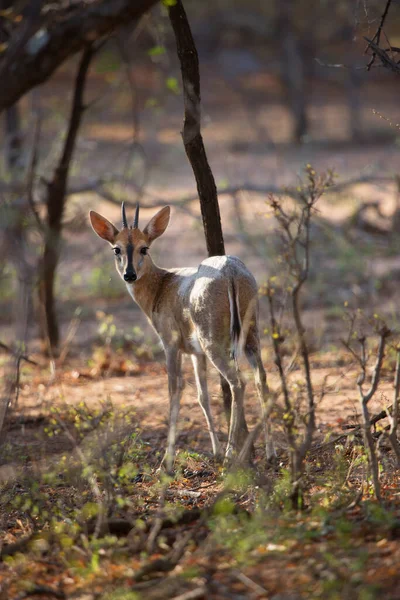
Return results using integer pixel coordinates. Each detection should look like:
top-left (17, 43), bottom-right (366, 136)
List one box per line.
top-left (90, 203), bottom-right (271, 472)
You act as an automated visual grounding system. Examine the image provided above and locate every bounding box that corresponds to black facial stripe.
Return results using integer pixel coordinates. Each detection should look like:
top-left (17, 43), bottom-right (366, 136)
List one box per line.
top-left (126, 241), bottom-right (134, 273)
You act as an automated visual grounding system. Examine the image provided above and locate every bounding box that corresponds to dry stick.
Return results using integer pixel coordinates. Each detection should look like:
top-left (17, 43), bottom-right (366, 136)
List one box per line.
top-left (311, 401), bottom-right (394, 455)
top-left (293, 202), bottom-right (315, 467)
top-left (0, 531), bottom-right (36, 560)
top-left (55, 417), bottom-right (105, 539)
top-left (233, 570), bottom-right (268, 597)
top-left (357, 328), bottom-right (390, 502)
top-left (0, 341), bottom-right (38, 366)
top-left (20, 173), bottom-right (398, 220)
top-left (170, 588), bottom-right (206, 600)
top-left (387, 348), bottom-right (400, 466)
top-left (26, 113), bottom-right (44, 232)
top-left (364, 37), bottom-right (400, 75)
top-left (134, 519), bottom-right (201, 583)
top-left (267, 173), bottom-right (332, 505)
top-left (58, 310), bottom-right (82, 365)
top-left (2, 170), bottom-right (396, 205)
top-left (289, 206), bottom-right (315, 507)
top-left (0, 258), bottom-right (32, 435)
top-left (14, 585), bottom-right (65, 600)
top-left (366, 0), bottom-right (392, 70)
top-left (133, 488), bottom-right (229, 585)
top-left (266, 290), bottom-right (296, 453)
top-left (146, 482), bottom-right (168, 554)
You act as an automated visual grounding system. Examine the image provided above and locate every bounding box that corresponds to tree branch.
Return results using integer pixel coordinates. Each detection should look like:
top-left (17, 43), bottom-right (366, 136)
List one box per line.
top-left (0, 0), bottom-right (159, 113)
top-left (365, 0), bottom-right (392, 70)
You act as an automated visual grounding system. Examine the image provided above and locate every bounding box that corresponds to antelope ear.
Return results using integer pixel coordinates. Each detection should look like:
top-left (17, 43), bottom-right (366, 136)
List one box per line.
top-left (89, 211), bottom-right (119, 243)
top-left (143, 206), bottom-right (170, 245)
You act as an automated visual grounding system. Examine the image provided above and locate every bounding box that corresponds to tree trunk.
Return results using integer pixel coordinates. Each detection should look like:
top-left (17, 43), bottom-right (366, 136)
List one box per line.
top-left (38, 177), bottom-right (65, 350)
top-left (38, 47), bottom-right (93, 352)
top-left (168, 0), bottom-right (225, 257)
top-left (0, 0), bottom-right (159, 114)
top-left (278, 0), bottom-right (308, 144)
top-left (168, 0), bottom-right (252, 439)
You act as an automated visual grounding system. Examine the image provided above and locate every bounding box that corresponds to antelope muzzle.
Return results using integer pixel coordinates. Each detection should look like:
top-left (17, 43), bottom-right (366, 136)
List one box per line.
top-left (124, 268), bottom-right (137, 283)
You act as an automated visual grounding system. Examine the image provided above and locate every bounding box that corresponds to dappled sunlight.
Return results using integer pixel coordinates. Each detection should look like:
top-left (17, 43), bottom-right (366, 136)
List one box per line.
top-left (2, 0), bottom-right (400, 597)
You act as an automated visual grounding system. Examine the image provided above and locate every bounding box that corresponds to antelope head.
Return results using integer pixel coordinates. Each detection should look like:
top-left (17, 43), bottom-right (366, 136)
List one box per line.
top-left (89, 203), bottom-right (170, 284)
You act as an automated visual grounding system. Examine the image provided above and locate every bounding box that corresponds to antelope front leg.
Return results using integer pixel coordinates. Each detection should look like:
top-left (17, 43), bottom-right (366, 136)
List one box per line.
top-left (163, 348), bottom-right (183, 474)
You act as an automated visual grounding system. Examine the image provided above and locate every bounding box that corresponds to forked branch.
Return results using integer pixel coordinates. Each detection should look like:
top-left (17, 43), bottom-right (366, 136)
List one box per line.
top-left (352, 323), bottom-right (391, 501)
top-left (387, 347), bottom-right (400, 466)
top-left (266, 167), bottom-right (334, 507)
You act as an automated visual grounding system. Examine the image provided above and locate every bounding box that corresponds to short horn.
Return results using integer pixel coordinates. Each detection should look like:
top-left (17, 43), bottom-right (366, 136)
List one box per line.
top-left (133, 203), bottom-right (140, 229)
top-left (121, 202), bottom-right (128, 229)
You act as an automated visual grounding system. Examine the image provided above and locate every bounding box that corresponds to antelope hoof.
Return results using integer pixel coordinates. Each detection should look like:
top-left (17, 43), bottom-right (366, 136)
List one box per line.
top-left (223, 445), bottom-right (236, 467)
top-left (213, 441), bottom-right (223, 461)
top-left (266, 442), bottom-right (277, 462)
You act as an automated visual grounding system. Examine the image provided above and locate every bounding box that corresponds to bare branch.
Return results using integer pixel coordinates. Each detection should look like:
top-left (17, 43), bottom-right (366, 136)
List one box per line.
top-left (355, 325), bottom-right (391, 501)
top-left (0, 0), bottom-right (159, 113)
top-left (387, 348), bottom-right (400, 466)
top-left (365, 0), bottom-right (393, 70)
top-left (0, 341), bottom-right (38, 366)
top-left (364, 37), bottom-right (400, 74)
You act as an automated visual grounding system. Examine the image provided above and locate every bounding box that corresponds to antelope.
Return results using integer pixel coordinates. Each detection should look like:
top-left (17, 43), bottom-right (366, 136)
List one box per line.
top-left (89, 203), bottom-right (271, 472)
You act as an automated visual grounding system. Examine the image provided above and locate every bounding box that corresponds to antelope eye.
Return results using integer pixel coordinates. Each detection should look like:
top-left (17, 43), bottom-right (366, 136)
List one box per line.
top-left (140, 247), bottom-right (148, 255)
top-left (113, 247), bottom-right (121, 255)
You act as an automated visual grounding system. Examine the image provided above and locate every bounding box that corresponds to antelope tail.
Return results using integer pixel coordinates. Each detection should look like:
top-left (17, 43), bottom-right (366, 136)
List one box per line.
top-left (228, 280), bottom-right (242, 362)
top-left (228, 280), bottom-right (257, 362)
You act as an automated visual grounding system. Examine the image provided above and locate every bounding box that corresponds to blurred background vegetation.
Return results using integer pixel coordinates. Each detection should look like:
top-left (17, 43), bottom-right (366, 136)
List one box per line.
top-left (1, 0), bottom-right (400, 363)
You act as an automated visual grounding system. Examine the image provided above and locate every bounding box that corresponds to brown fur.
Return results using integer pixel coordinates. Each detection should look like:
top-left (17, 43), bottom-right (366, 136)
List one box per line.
top-left (89, 206), bottom-right (273, 471)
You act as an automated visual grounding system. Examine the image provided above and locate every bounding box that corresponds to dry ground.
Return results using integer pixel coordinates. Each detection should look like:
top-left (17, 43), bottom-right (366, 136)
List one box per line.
top-left (2, 54), bottom-right (400, 599)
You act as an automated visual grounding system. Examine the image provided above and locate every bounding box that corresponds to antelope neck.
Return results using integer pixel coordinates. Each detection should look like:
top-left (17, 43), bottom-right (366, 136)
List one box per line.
top-left (130, 264), bottom-right (168, 318)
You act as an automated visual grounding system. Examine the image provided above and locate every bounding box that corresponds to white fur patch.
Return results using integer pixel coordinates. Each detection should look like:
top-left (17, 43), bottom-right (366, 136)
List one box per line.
top-left (126, 283), bottom-right (135, 301)
top-left (190, 332), bottom-right (203, 354)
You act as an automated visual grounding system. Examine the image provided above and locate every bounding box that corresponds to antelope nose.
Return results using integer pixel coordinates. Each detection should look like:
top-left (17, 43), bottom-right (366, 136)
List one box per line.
top-left (124, 271), bottom-right (137, 283)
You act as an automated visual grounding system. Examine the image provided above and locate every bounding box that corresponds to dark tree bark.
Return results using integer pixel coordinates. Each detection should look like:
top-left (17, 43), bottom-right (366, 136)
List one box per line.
top-left (38, 47), bottom-right (93, 351)
top-left (168, 0), bottom-right (251, 440)
top-left (168, 0), bottom-right (225, 257)
top-left (0, 0), bottom-right (159, 114)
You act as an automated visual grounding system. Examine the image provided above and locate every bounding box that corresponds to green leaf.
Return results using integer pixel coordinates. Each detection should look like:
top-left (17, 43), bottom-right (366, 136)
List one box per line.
top-left (148, 45), bottom-right (166, 57)
top-left (166, 76), bottom-right (180, 94)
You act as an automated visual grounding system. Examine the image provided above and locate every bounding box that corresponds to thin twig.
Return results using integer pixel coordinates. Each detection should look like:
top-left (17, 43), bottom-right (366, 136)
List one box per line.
top-left (365, 0), bottom-right (392, 70)
top-left (26, 113), bottom-right (44, 231)
top-left (0, 341), bottom-right (38, 366)
top-left (356, 326), bottom-right (391, 501)
top-left (233, 571), bottom-right (268, 596)
top-left (387, 348), bottom-right (400, 466)
top-left (55, 416), bottom-right (105, 538)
